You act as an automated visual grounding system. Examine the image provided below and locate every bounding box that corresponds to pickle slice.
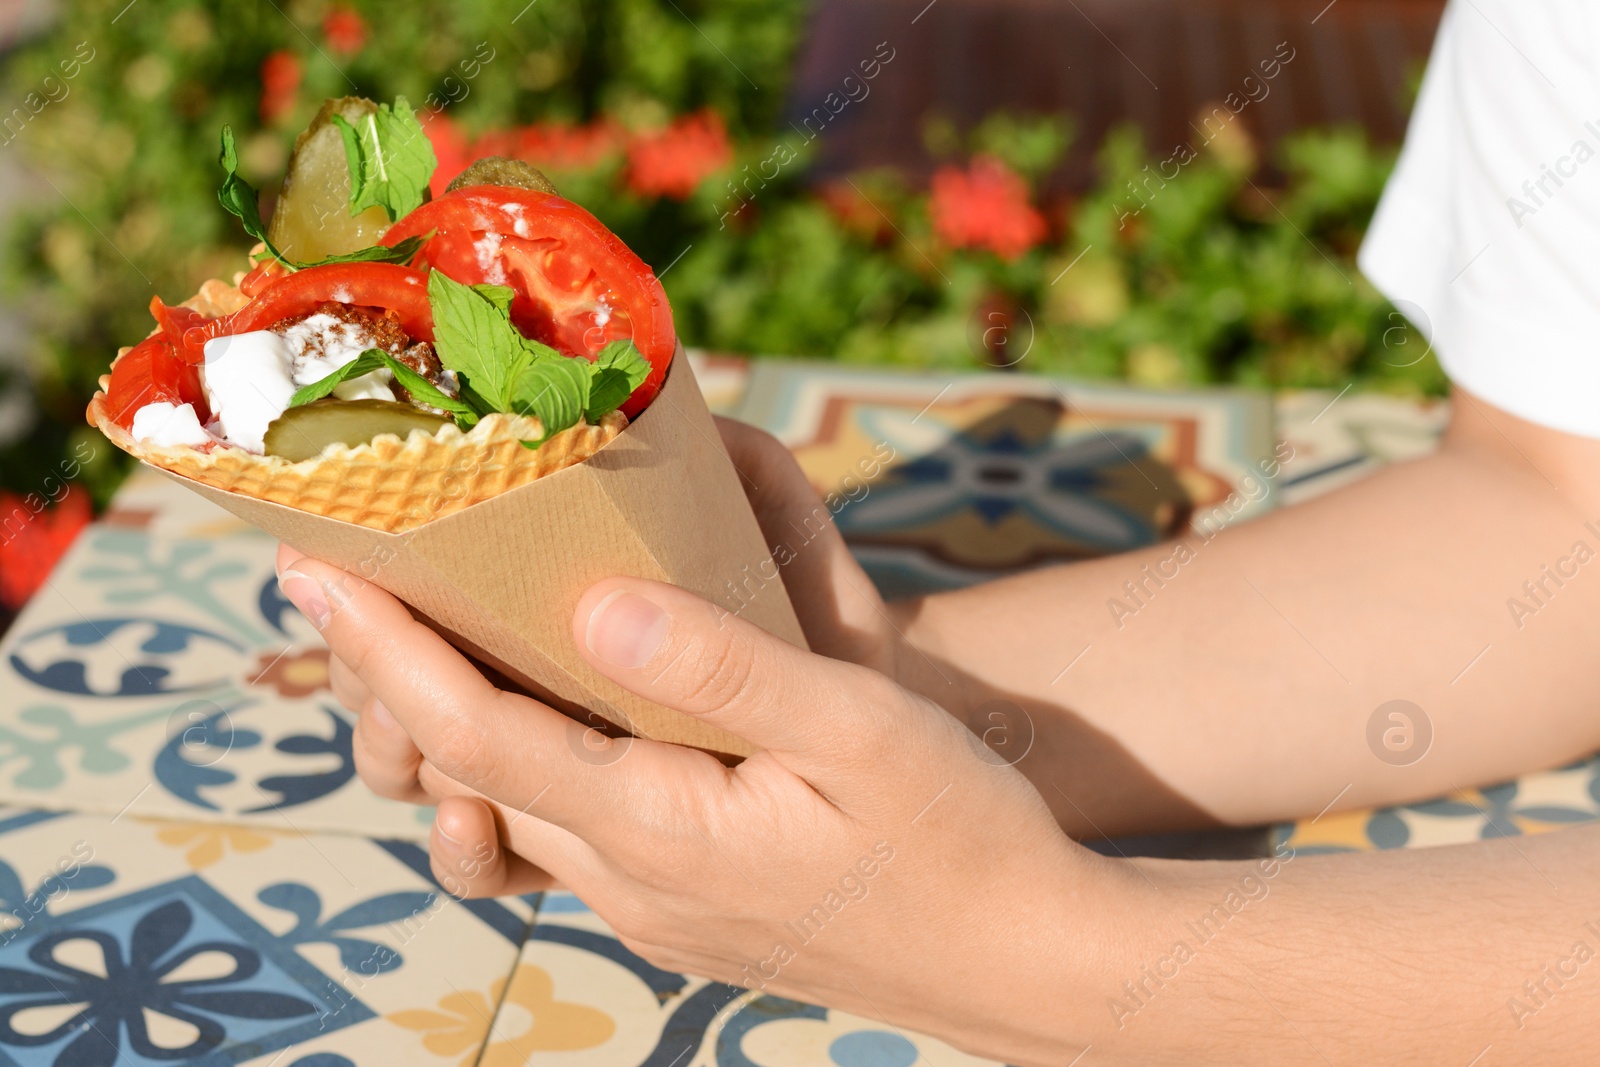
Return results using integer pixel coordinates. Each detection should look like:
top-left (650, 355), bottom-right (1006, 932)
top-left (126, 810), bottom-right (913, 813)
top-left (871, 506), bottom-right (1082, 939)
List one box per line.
top-left (263, 399), bottom-right (452, 462)
top-left (268, 97), bottom-right (396, 262)
top-left (446, 157), bottom-right (558, 196)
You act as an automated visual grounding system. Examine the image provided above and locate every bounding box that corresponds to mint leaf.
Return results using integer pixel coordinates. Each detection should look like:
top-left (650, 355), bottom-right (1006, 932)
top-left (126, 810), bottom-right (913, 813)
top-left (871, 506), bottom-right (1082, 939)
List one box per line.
top-left (299, 233), bottom-right (430, 269)
top-left (585, 340), bottom-right (650, 421)
top-left (510, 357), bottom-right (590, 442)
top-left (427, 268), bottom-right (648, 446)
top-left (332, 97), bottom-right (437, 222)
top-left (218, 126), bottom-right (293, 268)
top-left (457, 379), bottom-right (498, 419)
top-left (427, 271), bottom-right (532, 409)
top-left (290, 348), bottom-right (479, 426)
top-left (472, 283), bottom-right (516, 314)
top-left (380, 356), bottom-right (479, 424)
top-left (289, 351), bottom-right (387, 407)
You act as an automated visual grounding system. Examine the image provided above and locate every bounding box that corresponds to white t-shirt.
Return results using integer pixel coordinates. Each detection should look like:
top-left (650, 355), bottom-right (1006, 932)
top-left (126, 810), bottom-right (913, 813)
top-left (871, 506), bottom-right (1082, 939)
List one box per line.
top-left (1360, 0), bottom-right (1600, 438)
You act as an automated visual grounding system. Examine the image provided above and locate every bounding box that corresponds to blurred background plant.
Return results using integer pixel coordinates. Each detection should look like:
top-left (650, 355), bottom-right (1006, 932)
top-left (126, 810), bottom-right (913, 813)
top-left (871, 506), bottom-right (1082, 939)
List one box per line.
top-left (0, 0), bottom-right (1444, 616)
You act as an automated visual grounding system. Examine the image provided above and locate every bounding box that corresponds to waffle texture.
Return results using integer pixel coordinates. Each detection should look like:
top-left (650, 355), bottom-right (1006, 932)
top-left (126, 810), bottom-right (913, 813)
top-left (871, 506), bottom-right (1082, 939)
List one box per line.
top-left (88, 277), bottom-right (625, 533)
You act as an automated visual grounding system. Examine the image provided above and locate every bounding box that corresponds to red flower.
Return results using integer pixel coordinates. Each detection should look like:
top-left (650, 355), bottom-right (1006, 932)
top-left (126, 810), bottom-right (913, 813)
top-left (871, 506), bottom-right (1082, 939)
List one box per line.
top-left (322, 6), bottom-right (367, 54)
top-left (624, 110), bottom-right (732, 200)
top-left (422, 111), bottom-right (471, 195)
top-left (0, 490), bottom-right (91, 612)
top-left (819, 180), bottom-right (893, 244)
top-left (928, 156), bottom-right (1047, 261)
top-left (259, 49), bottom-right (302, 125)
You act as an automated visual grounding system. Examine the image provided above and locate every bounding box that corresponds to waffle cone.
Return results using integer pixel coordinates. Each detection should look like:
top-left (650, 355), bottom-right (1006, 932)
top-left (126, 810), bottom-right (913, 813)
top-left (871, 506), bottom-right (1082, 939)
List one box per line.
top-left (87, 277), bottom-right (624, 534)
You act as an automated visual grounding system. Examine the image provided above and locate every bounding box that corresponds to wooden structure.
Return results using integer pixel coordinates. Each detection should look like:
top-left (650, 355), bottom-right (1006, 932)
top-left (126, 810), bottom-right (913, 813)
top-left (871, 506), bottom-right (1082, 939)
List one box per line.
top-left (789, 0), bottom-right (1448, 188)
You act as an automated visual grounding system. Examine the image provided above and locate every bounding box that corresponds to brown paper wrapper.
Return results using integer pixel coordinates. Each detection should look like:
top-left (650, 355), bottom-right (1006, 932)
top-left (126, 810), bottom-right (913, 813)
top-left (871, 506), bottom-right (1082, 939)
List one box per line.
top-left (148, 352), bottom-right (806, 758)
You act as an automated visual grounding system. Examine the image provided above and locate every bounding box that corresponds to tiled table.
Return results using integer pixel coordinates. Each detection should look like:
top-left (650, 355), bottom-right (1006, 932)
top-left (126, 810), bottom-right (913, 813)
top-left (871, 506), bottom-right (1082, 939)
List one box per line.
top-left (1, 358), bottom-right (1585, 1065)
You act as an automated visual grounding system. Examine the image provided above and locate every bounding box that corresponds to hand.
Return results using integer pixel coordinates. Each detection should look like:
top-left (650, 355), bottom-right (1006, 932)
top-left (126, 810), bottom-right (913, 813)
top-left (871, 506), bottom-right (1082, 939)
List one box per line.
top-left (273, 554), bottom-right (1133, 1063)
top-left (712, 416), bottom-right (900, 675)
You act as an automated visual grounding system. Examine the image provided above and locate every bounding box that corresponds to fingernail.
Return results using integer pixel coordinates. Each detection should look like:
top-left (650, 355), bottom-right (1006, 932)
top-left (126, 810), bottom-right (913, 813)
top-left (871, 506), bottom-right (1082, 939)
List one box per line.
top-left (279, 569), bottom-right (330, 629)
top-left (586, 590), bottom-right (669, 669)
top-left (434, 819), bottom-right (463, 847)
top-left (369, 698), bottom-right (397, 731)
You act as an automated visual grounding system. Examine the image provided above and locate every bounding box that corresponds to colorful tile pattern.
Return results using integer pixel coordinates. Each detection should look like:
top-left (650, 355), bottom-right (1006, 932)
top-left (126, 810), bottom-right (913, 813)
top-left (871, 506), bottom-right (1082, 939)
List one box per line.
top-left (1272, 388), bottom-right (1450, 506)
top-left (686, 351), bottom-right (754, 417)
top-left (0, 807), bottom-right (530, 1066)
top-left (495, 892), bottom-right (1000, 1067)
top-left (1274, 755), bottom-right (1600, 855)
top-left (0, 468), bottom-right (430, 841)
top-left (735, 361), bottom-right (1275, 597)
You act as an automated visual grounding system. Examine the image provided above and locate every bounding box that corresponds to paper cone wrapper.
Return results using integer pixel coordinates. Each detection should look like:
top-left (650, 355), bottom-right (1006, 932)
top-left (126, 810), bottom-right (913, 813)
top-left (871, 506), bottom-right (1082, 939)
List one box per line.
top-left (134, 350), bottom-right (804, 758)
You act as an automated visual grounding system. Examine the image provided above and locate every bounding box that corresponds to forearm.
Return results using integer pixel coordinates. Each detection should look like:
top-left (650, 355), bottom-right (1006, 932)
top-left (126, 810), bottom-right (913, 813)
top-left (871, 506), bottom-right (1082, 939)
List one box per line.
top-left (889, 390), bottom-right (1600, 836)
top-left (1089, 826), bottom-right (1600, 1065)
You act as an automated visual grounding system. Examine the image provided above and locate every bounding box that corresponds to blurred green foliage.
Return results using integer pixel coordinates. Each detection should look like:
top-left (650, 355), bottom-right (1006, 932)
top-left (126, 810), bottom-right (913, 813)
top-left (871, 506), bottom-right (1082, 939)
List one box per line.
top-left (0, 0), bottom-right (1439, 506)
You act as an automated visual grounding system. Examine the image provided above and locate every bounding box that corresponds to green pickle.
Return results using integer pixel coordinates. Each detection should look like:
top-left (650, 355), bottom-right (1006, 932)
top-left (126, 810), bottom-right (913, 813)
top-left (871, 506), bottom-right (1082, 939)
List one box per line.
top-left (263, 399), bottom-right (451, 462)
top-left (268, 97), bottom-right (395, 261)
top-left (446, 157), bottom-right (557, 195)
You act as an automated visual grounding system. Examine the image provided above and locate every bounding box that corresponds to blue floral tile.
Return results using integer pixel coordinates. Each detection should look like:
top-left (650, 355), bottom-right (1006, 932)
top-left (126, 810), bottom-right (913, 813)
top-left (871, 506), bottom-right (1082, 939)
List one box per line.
top-left (474, 892), bottom-right (1000, 1067)
top-left (1275, 754), bottom-right (1600, 856)
top-left (0, 808), bottom-right (528, 1066)
top-left (733, 362), bottom-right (1275, 597)
top-left (0, 472), bottom-right (429, 841)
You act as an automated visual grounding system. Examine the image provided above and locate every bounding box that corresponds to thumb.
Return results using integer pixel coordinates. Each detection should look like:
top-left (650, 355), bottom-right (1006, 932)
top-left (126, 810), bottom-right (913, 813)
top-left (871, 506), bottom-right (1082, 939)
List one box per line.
top-left (573, 577), bottom-right (916, 787)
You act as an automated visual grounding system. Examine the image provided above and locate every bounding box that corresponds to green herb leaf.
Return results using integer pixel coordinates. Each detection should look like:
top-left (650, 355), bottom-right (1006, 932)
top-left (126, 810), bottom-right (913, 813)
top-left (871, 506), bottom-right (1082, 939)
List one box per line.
top-left (510, 357), bottom-right (590, 442)
top-left (471, 283), bottom-right (516, 314)
top-left (427, 268), bottom-right (650, 448)
top-left (288, 351), bottom-right (387, 407)
top-left (298, 233), bottom-right (430, 269)
top-left (457, 379), bottom-right (498, 420)
top-left (585, 340), bottom-right (650, 422)
top-left (290, 348), bottom-right (479, 426)
top-left (218, 126), bottom-right (293, 268)
top-left (381, 357), bottom-right (479, 424)
top-left (332, 96), bottom-right (437, 222)
top-left (427, 271), bottom-right (533, 409)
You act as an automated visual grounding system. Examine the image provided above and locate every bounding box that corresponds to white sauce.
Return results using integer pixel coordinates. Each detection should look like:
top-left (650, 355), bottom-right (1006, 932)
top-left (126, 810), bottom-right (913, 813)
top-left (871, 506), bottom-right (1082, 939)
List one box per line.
top-left (594, 296), bottom-right (613, 328)
top-left (202, 318), bottom-right (397, 453)
top-left (130, 402), bottom-right (213, 447)
top-left (202, 331), bottom-right (299, 453)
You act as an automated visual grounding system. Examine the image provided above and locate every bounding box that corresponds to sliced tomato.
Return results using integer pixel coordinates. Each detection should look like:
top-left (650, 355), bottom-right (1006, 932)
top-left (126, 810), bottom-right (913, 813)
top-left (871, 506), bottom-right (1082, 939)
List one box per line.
top-left (150, 297), bottom-right (228, 366)
top-left (225, 262), bottom-right (434, 340)
top-left (238, 258), bottom-right (289, 297)
top-left (106, 335), bottom-right (208, 430)
top-left (383, 186), bottom-right (674, 416)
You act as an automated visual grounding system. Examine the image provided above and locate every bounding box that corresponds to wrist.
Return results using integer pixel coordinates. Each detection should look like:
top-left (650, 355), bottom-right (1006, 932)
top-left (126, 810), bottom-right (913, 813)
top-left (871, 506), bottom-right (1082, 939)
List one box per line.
top-left (955, 839), bottom-right (1171, 1065)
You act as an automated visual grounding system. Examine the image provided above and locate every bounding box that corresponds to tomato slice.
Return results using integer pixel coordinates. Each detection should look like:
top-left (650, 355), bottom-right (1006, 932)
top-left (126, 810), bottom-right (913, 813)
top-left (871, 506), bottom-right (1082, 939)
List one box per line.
top-left (106, 335), bottom-right (208, 430)
top-left (148, 264), bottom-right (433, 367)
top-left (238, 258), bottom-right (289, 297)
top-left (226, 262), bottom-right (435, 340)
top-left (150, 297), bottom-right (229, 366)
top-left (383, 187), bottom-right (674, 416)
